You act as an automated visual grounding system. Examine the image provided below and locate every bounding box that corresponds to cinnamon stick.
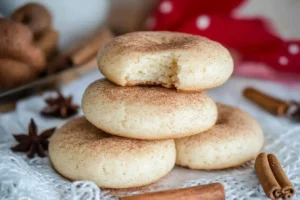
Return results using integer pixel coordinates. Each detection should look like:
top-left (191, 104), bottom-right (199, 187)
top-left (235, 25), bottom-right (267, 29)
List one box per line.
top-left (45, 27), bottom-right (114, 74)
top-left (120, 183), bottom-right (225, 200)
top-left (268, 154), bottom-right (295, 199)
top-left (243, 87), bottom-right (290, 116)
top-left (255, 153), bottom-right (282, 199)
top-left (255, 153), bottom-right (295, 199)
top-left (70, 28), bottom-right (113, 66)
top-left (35, 29), bottom-right (59, 60)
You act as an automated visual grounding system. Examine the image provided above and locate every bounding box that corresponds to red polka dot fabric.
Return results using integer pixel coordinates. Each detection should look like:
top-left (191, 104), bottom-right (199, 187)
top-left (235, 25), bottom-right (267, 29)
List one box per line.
top-left (147, 0), bottom-right (300, 75)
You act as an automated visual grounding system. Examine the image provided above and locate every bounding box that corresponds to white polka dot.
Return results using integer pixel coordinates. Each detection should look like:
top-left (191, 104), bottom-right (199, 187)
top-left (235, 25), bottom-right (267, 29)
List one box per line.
top-left (288, 44), bottom-right (299, 55)
top-left (159, 1), bottom-right (173, 14)
top-left (196, 15), bottom-right (210, 30)
top-left (145, 17), bottom-right (156, 29)
top-left (278, 56), bottom-right (289, 66)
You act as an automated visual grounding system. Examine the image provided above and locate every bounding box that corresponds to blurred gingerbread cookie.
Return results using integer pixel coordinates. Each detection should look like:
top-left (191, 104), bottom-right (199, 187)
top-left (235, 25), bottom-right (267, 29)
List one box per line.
top-left (0, 59), bottom-right (36, 91)
top-left (0, 19), bottom-right (45, 70)
top-left (12, 3), bottom-right (52, 38)
top-left (0, 18), bottom-right (46, 91)
top-left (12, 3), bottom-right (58, 61)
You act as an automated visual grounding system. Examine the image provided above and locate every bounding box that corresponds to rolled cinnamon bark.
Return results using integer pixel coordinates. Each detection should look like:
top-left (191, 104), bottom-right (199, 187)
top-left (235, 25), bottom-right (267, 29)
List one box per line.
top-left (46, 27), bottom-right (114, 74)
top-left (70, 28), bottom-right (114, 66)
top-left (268, 154), bottom-right (295, 199)
top-left (120, 183), bottom-right (225, 200)
top-left (255, 153), bottom-right (295, 199)
top-left (255, 153), bottom-right (282, 199)
top-left (243, 88), bottom-right (289, 116)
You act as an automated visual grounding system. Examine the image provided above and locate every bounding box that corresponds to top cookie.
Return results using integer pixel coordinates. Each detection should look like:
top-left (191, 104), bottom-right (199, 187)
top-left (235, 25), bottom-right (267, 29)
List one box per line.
top-left (98, 31), bottom-right (233, 92)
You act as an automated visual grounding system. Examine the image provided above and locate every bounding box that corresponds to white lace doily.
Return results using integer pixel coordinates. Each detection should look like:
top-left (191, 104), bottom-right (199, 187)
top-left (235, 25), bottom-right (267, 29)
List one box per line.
top-left (0, 69), bottom-right (300, 200)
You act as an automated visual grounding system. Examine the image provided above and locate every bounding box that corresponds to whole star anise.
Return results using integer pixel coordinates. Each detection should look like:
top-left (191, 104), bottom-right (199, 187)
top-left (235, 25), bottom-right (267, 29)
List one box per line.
top-left (41, 91), bottom-right (79, 118)
top-left (11, 119), bottom-right (56, 158)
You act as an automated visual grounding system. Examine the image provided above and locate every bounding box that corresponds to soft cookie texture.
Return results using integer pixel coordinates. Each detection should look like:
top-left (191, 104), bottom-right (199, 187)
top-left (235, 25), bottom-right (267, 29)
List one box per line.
top-left (98, 31), bottom-right (233, 92)
top-left (175, 103), bottom-right (264, 170)
top-left (82, 79), bottom-right (218, 140)
top-left (49, 117), bottom-right (176, 188)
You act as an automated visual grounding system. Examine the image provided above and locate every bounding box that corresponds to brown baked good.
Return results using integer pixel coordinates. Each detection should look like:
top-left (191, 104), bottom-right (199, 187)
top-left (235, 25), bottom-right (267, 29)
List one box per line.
top-left (0, 59), bottom-right (36, 91)
top-left (0, 19), bottom-right (46, 91)
top-left (12, 3), bottom-right (52, 37)
top-left (0, 19), bottom-right (45, 71)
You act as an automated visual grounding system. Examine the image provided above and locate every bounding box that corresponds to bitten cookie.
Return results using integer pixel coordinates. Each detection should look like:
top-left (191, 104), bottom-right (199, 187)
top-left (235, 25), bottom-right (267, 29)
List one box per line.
top-left (98, 31), bottom-right (233, 92)
top-left (82, 79), bottom-right (218, 140)
top-left (49, 117), bottom-right (176, 188)
top-left (175, 103), bottom-right (264, 170)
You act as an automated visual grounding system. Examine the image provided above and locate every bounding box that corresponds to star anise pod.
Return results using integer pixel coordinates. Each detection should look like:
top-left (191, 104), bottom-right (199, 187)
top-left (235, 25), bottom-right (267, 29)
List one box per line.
top-left (11, 119), bottom-right (56, 158)
top-left (41, 91), bottom-right (79, 118)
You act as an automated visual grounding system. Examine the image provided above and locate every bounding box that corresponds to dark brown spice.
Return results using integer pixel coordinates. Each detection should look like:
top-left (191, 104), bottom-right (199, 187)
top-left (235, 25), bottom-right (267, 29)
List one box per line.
top-left (289, 101), bottom-right (300, 122)
top-left (41, 91), bottom-right (79, 118)
top-left (243, 87), bottom-right (300, 122)
top-left (45, 54), bottom-right (72, 75)
top-left (11, 119), bottom-right (55, 158)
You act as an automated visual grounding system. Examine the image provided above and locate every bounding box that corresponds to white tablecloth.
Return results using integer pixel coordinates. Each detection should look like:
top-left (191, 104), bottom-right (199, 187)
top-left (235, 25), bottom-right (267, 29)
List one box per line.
top-left (1, 69), bottom-right (300, 200)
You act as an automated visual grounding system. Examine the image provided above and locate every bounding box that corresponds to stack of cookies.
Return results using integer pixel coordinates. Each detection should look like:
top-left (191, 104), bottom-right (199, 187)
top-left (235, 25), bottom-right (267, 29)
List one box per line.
top-left (49, 32), bottom-right (264, 189)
